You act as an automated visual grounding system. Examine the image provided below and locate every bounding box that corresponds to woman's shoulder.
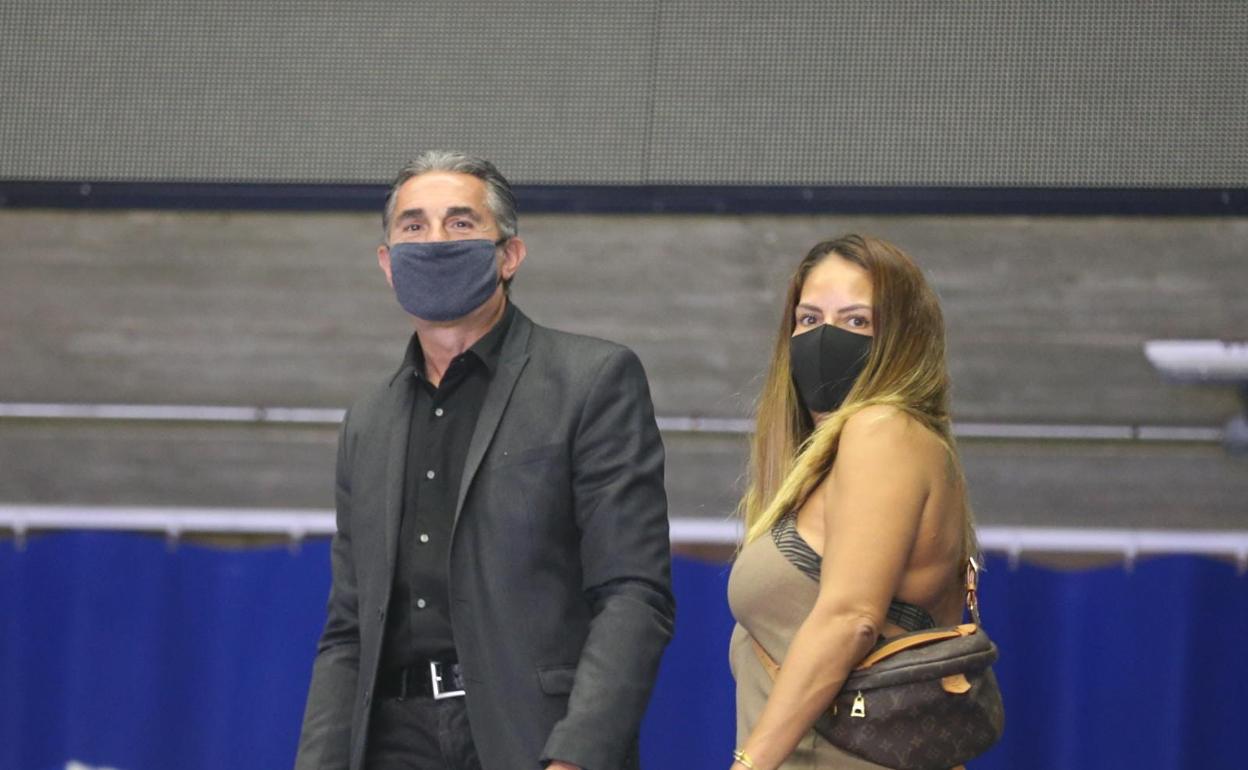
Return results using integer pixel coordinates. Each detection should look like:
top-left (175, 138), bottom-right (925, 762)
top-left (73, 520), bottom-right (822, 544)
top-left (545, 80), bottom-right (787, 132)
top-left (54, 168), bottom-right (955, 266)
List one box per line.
top-left (840, 404), bottom-right (947, 463)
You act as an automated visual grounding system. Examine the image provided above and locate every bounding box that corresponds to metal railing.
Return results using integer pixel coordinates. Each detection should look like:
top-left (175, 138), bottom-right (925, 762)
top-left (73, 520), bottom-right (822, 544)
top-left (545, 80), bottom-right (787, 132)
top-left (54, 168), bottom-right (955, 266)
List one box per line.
top-left (2, 504), bottom-right (1245, 573)
top-left (0, 402), bottom-right (1225, 443)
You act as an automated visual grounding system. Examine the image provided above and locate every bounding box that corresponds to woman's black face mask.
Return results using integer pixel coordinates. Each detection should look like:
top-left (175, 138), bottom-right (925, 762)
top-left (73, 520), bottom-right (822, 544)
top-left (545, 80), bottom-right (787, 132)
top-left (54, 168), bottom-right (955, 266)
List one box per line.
top-left (789, 324), bottom-right (873, 414)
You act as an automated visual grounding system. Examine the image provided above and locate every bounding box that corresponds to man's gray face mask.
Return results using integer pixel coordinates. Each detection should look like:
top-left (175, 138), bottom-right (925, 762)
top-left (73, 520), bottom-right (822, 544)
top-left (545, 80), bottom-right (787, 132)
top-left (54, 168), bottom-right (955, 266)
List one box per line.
top-left (388, 238), bottom-right (503, 322)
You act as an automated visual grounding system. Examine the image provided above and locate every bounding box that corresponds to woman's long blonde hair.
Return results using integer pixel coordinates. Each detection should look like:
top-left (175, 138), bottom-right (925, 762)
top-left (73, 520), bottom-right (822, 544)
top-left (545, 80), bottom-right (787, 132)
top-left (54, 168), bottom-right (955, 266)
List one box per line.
top-left (738, 234), bottom-right (977, 562)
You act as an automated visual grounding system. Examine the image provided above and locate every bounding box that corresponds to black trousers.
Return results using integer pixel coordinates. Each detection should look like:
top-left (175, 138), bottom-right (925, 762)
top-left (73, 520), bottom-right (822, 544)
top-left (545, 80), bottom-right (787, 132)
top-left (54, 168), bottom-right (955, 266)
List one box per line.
top-left (365, 694), bottom-right (483, 770)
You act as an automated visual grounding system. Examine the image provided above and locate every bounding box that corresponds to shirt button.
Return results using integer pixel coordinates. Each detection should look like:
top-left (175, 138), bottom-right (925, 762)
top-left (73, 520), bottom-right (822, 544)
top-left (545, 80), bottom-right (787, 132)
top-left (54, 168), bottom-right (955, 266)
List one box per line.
top-left (434, 407), bottom-right (444, 417)
top-left (416, 598), bottom-right (427, 609)
top-left (419, 533), bottom-right (430, 544)
top-left (425, 469), bottom-right (436, 480)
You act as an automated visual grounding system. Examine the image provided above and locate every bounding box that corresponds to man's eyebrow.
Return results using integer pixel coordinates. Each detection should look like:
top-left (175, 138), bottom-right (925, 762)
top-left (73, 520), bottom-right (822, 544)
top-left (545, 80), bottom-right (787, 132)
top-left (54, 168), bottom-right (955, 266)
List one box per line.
top-left (445, 205), bottom-right (483, 220)
top-left (394, 207), bottom-right (425, 222)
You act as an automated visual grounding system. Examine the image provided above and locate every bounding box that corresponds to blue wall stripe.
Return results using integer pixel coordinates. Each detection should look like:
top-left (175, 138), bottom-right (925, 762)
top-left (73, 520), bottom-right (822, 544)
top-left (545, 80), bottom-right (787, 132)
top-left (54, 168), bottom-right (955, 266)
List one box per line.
top-left (2, 533), bottom-right (1245, 770)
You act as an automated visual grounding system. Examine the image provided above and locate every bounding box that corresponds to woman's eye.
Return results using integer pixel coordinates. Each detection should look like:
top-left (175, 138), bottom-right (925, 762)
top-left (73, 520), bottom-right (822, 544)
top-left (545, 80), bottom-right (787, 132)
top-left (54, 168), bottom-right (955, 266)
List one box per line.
top-left (797, 314), bottom-right (817, 326)
top-left (847, 316), bottom-right (870, 328)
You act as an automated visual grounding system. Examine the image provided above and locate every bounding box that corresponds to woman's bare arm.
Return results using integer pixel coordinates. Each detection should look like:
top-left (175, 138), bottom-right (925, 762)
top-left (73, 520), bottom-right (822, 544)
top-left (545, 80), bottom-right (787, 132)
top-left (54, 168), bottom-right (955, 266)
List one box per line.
top-left (732, 406), bottom-right (938, 770)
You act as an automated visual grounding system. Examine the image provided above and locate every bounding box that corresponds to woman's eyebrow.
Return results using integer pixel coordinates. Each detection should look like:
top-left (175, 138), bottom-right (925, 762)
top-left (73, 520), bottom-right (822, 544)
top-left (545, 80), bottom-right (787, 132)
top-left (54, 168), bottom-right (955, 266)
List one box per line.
top-left (836, 303), bottom-right (872, 314)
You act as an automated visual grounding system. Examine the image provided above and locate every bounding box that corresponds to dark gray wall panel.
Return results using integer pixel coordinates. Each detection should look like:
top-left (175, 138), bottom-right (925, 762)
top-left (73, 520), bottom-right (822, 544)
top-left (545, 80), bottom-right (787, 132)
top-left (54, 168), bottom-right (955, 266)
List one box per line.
top-left (2, 211), bottom-right (1243, 424)
top-left (1, 425), bottom-right (1244, 530)
top-left (3, 1), bottom-right (1245, 186)
top-left (1, 0), bottom-right (657, 183)
top-left (961, 440), bottom-right (1248, 529)
top-left (649, 1), bottom-right (1248, 185)
top-left (0, 422), bottom-right (337, 508)
top-left (0, 210), bottom-right (399, 407)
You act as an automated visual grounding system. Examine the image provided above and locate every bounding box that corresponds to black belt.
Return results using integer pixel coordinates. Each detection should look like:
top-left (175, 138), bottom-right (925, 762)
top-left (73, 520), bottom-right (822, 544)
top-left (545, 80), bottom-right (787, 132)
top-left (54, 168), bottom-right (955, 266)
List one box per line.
top-left (377, 660), bottom-right (466, 700)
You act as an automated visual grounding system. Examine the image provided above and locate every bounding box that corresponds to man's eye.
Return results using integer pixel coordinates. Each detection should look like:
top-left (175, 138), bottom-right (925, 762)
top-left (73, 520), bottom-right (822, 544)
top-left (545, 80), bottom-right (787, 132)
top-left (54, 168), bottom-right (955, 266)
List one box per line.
top-left (403, 223), bottom-right (422, 231)
top-left (451, 220), bottom-right (472, 229)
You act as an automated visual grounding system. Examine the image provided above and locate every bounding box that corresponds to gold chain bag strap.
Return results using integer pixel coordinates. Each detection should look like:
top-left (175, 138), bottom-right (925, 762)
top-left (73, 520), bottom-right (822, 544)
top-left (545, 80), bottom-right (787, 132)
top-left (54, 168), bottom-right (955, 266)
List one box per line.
top-left (749, 558), bottom-right (1005, 770)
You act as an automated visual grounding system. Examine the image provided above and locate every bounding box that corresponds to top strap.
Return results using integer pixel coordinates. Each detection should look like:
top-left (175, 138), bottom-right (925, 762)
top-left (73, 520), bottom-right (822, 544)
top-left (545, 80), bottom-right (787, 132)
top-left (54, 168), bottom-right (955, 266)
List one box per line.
top-left (965, 556), bottom-right (982, 626)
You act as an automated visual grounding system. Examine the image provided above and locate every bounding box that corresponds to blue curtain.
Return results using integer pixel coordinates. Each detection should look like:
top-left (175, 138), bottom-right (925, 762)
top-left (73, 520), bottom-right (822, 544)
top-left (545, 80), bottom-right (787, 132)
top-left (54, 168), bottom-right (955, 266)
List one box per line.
top-left (2, 532), bottom-right (1245, 770)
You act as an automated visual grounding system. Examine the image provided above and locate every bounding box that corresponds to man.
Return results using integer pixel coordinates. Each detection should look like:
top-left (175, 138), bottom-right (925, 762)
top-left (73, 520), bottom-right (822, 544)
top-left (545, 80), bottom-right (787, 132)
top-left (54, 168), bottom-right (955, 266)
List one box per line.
top-left (295, 151), bottom-right (675, 770)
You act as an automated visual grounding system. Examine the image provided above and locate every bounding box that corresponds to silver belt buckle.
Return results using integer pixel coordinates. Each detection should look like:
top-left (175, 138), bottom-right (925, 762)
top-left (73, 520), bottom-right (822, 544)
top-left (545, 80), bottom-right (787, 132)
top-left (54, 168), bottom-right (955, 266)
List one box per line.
top-left (430, 661), bottom-right (465, 700)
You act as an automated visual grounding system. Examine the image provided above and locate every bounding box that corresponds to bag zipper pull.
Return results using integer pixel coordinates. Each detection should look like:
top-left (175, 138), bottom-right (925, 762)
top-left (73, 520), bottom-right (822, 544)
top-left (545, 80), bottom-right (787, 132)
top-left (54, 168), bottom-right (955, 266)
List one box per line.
top-left (850, 691), bottom-right (866, 718)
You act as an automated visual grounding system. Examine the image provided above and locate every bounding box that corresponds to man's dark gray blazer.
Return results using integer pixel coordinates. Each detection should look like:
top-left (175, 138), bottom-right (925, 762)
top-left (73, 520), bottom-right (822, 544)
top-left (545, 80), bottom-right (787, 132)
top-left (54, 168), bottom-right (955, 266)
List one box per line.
top-left (295, 307), bottom-right (675, 770)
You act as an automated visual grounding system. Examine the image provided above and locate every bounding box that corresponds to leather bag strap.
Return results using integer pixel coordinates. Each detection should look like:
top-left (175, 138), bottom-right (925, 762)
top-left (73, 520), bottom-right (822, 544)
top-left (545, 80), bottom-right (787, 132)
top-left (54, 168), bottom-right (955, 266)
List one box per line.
top-left (965, 556), bottom-right (983, 626)
top-left (749, 636), bottom-right (781, 680)
top-left (749, 622), bottom-right (979, 680)
top-left (854, 624), bottom-right (977, 669)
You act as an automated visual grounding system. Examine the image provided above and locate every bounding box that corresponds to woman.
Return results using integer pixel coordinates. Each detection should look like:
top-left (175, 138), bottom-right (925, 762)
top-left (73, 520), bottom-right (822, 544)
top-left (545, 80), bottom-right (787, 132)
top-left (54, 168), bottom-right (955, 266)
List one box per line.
top-left (728, 234), bottom-right (978, 770)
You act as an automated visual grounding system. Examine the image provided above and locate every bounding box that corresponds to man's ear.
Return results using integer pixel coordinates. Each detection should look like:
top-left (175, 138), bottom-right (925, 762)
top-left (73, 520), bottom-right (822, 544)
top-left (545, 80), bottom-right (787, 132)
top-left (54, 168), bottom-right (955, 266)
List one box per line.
top-left (499, 236), bottom-right (527, 281)
top-left (377, 243), bottom-right (394, 289)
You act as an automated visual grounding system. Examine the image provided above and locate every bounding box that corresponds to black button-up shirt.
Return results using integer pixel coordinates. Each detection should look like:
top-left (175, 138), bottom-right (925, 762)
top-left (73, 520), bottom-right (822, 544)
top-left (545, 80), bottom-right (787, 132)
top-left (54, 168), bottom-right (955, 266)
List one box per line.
top-left (380, 302), bottom-right (514, 670)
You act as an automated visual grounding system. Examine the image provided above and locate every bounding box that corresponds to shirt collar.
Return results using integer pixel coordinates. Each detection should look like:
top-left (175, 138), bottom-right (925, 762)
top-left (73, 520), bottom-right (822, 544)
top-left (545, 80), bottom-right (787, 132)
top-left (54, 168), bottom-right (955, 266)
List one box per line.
top-left (403, 301), bottom-right (515, 380)
top-left (466, 300), bottom-right (514, 375)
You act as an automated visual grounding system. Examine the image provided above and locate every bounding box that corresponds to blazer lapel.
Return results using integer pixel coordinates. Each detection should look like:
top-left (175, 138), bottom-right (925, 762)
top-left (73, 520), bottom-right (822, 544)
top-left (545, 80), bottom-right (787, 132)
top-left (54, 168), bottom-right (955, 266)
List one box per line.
top-left (383, 364), bottom-right (416, 577)
top-left (454, 310), bottom-right (533, 526)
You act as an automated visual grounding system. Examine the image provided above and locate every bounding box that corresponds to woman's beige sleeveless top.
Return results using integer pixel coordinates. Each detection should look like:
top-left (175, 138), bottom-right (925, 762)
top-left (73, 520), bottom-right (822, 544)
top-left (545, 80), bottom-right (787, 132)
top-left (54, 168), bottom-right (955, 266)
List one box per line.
top-left (727, 527), bottom-right (890, 770)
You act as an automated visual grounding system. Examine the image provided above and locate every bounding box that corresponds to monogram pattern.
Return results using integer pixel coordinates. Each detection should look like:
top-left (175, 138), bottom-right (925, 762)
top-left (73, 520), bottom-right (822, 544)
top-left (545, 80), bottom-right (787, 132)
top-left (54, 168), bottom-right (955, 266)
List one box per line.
top-left (816, 655), bottom-right (1005, 770)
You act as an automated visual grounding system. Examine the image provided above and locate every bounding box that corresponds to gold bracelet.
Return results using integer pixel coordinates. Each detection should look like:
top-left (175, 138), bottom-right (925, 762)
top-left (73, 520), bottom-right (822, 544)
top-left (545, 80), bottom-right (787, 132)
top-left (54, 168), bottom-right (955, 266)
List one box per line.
top-left (732, 748), bottom-right (757, 770)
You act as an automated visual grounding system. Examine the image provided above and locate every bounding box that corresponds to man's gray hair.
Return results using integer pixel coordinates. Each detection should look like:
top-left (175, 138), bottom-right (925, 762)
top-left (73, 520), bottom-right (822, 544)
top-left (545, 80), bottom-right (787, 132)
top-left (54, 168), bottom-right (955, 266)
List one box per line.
top-left (382, 150), bottom-right (518, 241)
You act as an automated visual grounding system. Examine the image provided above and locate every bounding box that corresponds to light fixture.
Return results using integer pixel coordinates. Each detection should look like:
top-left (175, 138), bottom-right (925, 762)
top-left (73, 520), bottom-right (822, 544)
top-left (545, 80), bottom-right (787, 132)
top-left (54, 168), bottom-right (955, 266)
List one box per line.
top-left (1144, 340), bottom-right (1248, 454)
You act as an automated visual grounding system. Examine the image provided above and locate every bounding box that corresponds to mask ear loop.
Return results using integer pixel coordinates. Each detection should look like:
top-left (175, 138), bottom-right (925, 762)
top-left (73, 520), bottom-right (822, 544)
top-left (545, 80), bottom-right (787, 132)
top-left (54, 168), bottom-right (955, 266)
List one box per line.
top-left (494, 236), bottom-right (511, 291)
